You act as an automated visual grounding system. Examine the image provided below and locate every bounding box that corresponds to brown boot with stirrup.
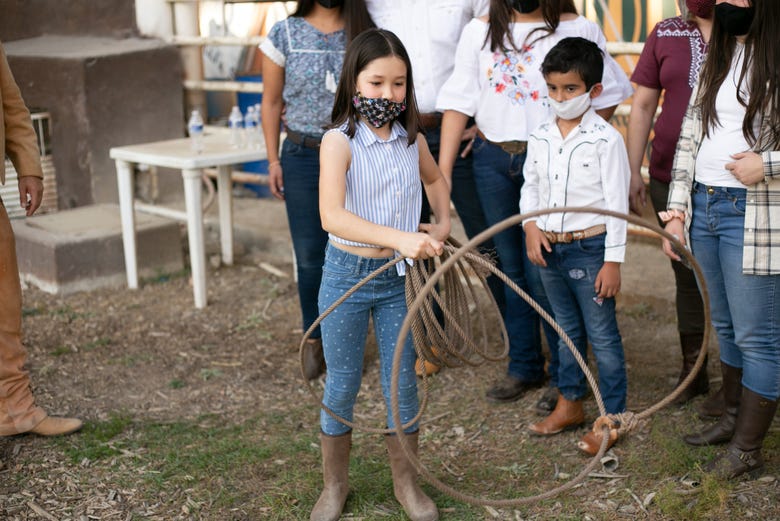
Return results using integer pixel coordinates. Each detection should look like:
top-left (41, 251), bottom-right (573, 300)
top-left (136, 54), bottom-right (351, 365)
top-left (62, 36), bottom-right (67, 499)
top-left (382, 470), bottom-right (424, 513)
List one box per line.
top-left (704, 388), bottom-right (778, 479)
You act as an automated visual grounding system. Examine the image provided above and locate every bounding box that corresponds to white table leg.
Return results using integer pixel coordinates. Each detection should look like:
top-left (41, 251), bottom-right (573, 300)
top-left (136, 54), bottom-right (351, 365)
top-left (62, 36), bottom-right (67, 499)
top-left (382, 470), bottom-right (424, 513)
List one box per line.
top-left (182, 168), bottom-right (207, 308)
top-left (217, 164), bottom-right (233, 266)
top-left (116, 160), bottom-right (138, 289)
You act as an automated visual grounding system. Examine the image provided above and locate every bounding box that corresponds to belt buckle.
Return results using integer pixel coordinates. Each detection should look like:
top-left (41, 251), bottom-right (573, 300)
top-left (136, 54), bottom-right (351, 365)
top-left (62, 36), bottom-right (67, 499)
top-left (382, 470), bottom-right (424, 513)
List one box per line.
top-left (560, 232), bottom-right (574, 244)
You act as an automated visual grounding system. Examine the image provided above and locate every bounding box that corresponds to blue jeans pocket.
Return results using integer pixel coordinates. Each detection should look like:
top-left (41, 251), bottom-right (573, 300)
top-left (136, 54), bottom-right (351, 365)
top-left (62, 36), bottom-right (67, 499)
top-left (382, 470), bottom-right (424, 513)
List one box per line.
top-left (471, 136), bottom-right (488, 154)
top-left (282, 139), bottom-right (305, 157)
top-left (577, 235), bottom-right (605, 255)
top-left (732, 194), bottom-right (746, 216)
top-left (322, 259), bottom-right (355, 279)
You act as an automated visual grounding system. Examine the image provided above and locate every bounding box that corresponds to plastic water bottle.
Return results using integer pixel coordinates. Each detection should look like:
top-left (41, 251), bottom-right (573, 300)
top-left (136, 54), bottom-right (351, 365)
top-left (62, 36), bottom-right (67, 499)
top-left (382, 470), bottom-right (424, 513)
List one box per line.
top-left (187, 109), bottom-right (204, 153)
top-left (228, 105), bottom-right (244, 148)
top-left (253, 102), bottom-right (263, 145)
top-left (244, 106), bottom-right (259, 148)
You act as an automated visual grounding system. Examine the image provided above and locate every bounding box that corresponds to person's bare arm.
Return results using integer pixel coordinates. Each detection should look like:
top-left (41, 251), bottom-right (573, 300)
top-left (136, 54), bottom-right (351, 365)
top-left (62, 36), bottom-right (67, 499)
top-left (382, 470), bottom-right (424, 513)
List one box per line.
top-left (626, 85), bottom-right (661, 215)
top-left (417, 135), bottom-right (451, 242)
top-left (260, 54), bottom-right (285, 200)
top-left (438, 110), bottom-right (469, 186)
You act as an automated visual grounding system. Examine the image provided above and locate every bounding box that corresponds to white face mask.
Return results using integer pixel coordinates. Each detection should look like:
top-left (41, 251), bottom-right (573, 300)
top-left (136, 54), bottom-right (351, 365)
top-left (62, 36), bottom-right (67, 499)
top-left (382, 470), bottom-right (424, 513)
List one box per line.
top-left (548, 90), bottom-right (592, 120)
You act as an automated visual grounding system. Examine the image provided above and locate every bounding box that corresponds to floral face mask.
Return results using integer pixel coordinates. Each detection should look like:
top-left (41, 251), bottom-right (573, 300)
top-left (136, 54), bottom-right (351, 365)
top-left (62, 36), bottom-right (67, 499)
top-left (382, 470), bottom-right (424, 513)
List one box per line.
top-left (352, 92), bottom-right (406, 128)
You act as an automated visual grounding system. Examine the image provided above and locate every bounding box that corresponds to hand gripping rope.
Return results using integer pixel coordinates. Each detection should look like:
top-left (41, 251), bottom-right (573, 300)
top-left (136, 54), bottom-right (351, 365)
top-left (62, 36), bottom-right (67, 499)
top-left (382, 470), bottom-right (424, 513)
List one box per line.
top-left (300, 206), bottom-right (711, 506)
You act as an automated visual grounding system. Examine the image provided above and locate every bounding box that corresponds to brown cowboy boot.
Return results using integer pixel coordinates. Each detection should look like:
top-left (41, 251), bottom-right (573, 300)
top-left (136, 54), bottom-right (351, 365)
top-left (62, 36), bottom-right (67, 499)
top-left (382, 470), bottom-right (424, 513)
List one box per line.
top-left (704, 388), bottom-right (778, 479)
top-left (385, 431), bottom-right (438, 521)
top-left (698, 384), bottom-right (725, 419)
top-left (673, 333), bottom-right (709, 405)
top-left (310, 432), bottom-right (351, 521)
top-left (684, 362), bottom-right (741, 446)
top-left (528, 394), bottom-right (585, 435)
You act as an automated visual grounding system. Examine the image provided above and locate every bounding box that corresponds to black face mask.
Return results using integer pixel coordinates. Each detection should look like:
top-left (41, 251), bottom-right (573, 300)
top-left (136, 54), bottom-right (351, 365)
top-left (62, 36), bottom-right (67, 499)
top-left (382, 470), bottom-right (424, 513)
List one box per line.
top-left (714, 3), bottom-right (755, 36)
top-left (317, 0), bottom-right (343, 8)
top-left (511, 0), bottom-right (540, 13)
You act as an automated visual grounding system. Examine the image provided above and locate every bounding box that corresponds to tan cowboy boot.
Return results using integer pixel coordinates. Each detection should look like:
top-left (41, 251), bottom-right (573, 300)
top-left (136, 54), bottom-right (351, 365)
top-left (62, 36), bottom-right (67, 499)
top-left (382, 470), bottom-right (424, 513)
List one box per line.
top-left (310, 432), bottom-right (351, 521)
top-left (528, 394), bottom-right (585, 435)
top-left (385, 431), bottom-right (438, 521)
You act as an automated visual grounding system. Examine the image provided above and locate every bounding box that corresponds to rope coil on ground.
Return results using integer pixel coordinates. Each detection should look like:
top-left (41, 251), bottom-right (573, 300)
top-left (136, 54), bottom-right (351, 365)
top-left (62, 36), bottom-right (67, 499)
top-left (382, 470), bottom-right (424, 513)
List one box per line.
top-left (302, 206), bottom-right (712, 506)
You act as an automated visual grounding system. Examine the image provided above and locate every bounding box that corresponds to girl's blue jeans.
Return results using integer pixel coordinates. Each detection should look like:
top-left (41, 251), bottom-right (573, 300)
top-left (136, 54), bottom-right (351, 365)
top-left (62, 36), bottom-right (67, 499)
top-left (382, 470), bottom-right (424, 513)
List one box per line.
top-left (281, 138), bottom-right (329, 339)
top-left (318, 244), bottom-right (419, 436)
top-left (690, 182), bottom-right (780, 400)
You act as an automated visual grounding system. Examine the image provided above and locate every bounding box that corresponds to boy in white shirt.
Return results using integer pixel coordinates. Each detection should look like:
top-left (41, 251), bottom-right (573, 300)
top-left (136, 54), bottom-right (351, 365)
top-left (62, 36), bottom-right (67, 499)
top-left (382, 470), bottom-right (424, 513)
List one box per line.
top-left (521, 37), bottom-right (630, 456)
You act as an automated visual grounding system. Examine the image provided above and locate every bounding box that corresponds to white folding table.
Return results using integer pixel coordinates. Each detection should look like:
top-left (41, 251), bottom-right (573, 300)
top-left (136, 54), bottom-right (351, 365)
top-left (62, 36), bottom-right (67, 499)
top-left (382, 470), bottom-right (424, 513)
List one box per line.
top-left (110, 132), bottom-right (267, 308)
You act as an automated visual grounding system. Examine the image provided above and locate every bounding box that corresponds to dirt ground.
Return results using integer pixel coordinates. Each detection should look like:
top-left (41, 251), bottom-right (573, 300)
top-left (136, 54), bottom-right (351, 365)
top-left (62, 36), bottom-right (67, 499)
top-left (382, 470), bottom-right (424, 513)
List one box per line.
top-left (1, 206), bottom-right (779, 520)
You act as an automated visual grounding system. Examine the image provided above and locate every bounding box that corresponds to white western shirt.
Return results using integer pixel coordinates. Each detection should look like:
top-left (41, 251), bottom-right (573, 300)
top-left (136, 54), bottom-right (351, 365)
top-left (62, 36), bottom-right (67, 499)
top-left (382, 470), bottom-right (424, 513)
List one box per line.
top-left (520, 108), bottom-right (630, 263)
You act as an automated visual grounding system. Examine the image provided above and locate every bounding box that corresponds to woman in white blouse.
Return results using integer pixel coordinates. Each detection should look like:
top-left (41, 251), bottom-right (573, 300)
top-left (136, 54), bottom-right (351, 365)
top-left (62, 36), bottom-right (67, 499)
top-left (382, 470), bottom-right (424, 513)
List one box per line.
top-left (435, 0), bottom-right (632, 407)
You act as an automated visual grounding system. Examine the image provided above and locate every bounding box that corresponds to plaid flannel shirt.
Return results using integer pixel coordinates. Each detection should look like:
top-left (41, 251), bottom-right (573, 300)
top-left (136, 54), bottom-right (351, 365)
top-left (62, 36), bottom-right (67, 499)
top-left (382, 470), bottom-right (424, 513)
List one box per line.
top-left (668, 81), bottom-right (780, 275)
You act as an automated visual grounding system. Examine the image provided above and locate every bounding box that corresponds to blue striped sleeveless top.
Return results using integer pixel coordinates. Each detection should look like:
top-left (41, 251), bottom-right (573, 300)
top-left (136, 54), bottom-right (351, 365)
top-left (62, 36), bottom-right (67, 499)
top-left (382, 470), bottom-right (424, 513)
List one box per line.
top-left (327, 120), bottom-right (422, 275)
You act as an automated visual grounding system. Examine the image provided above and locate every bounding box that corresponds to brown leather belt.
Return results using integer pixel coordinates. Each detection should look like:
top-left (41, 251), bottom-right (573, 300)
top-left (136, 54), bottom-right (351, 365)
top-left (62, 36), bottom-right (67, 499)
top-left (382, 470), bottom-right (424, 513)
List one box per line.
top-left (477, 130), bottom-right (527, 155)
top-left (419, 112), bottom-right (443, 129)
top-left (542, 224), bottom-right (607, 244)
top-left (285, 128), bottom-right (322, 149)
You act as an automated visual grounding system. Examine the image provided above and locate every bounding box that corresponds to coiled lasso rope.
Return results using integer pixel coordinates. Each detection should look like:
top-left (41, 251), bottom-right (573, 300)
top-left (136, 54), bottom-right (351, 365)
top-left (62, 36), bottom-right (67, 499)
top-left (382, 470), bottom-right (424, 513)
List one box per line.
top-left (299, 237), bottom-right (511, 434)
top-left (302, 206), bottom-right (712, 506)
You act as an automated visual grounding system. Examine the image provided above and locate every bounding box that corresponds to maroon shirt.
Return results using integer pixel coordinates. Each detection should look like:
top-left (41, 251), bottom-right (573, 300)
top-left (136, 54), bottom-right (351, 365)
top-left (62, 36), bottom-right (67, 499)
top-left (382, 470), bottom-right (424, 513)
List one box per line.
top-left (631, 17), bottom-right (708, 183)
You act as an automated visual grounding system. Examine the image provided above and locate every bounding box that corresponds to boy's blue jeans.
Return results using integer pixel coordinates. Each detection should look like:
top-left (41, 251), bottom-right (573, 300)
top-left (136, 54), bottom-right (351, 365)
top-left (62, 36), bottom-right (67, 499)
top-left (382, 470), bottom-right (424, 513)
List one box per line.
top-left (539, 235), bottom-right (627, 414)
top-left (690, 182), bottom-right (780, 400)
top-left (472, 137), bottom-right (560, 386)
top-left (318, 244), bottom-right (420, 436)
top-left (281, 139), bottom-right (329, 339)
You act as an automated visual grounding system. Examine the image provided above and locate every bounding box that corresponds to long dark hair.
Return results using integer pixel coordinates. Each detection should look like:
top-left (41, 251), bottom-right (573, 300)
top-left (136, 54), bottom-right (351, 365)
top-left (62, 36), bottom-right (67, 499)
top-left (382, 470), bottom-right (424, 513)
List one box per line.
top-left (485, 0), bottom-right (578, 52)
top-left (291, 0), bottom-right (375, 42)
top-left (697, 0), bottom-right (780, 147)
top-left (330, 28), bottom-right (421, 145)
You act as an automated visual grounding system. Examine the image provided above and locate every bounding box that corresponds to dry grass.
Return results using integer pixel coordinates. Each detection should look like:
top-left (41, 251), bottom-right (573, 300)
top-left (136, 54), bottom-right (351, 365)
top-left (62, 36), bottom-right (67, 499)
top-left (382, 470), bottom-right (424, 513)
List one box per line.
top-left (1, 238), bottom-right (778, 520)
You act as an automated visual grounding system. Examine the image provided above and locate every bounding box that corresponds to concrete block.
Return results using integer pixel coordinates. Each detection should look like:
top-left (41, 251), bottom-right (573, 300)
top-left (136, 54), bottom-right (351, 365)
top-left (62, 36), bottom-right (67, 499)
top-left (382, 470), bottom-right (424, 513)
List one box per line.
top-left (0, 0), bottom-right (137, 42)
top-left (13, 204), bottom-right (184, 294)
top-left (6, 36), bottom-right (184, 209)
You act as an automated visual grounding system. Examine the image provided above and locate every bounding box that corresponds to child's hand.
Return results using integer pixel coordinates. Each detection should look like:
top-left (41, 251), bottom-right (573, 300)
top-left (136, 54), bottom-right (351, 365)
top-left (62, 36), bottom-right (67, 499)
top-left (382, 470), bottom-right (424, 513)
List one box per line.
top-left (524, 221), bottom-right (551, 267)
top-left (397, 232), bottom-right (445, 260)
top-left (594, 262), bottom-right (621, 298)
top-left (418, 222), bottom-right (450, 243)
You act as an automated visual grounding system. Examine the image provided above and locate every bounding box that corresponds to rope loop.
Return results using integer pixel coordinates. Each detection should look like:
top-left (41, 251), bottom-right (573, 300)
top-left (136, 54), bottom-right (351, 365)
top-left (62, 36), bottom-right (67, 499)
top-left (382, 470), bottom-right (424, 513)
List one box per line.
top-left (300, 206), bottom-right (712, 506)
